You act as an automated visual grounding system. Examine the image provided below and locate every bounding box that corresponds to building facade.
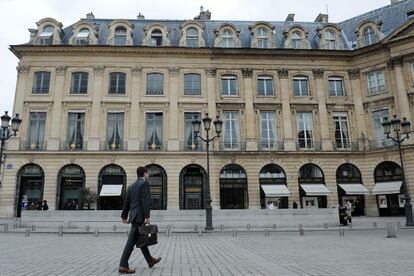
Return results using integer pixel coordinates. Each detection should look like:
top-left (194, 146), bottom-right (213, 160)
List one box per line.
top-left (2, 1), bottom-right (414, 218)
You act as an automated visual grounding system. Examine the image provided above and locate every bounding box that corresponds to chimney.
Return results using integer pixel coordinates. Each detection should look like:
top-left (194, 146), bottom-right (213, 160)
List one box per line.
top-left (285, 14), bottom-right (295, 22)
top-left (86, 12), bottom-right (95, 19)
top-left (137, 12), bottom-right (145, 20)
top-left (315, 13), bottom-right (328, 23)
top-left (194, 6), bottom-right (211, 20)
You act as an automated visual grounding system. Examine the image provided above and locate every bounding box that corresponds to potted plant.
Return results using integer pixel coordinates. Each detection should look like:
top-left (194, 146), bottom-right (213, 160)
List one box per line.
top-left (80, 187), bottom-right (97, 210)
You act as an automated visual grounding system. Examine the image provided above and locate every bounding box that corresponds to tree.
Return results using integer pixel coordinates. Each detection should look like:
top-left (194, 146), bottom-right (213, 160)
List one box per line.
top-left (80, 187), bottom-right (97, 210)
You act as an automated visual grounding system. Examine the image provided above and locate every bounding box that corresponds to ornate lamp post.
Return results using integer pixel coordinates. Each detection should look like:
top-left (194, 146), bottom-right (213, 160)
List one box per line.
top-left (192, 113), bottom-right (222, 231)
top-left (382, 115), bottom-right (413, 226)
top-left (0, 111), bottom-right (22, 185)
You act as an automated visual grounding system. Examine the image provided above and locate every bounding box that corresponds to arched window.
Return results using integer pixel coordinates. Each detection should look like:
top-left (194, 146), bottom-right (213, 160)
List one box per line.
top-left (325, 31), bottom-right (336, 49)
top-left (146, 164), bottom-right (167, 210)
top-left (259, 164), bottom-right (289, 209)
top-left (257, 27), bottom-right (268, 48)
top-left (38, 25), bottom-right (55, 45)
top-left (57, 164), bottom-right (85, 210)
top-left (75, 28), bottom-right (90, 45)
top-left (291, 32), bottom-right (302, 49)
top-left (151, 29), bottom-right (163, 46)
top-left (179, 164), bottom-right (207, 209)
top-left (363, 26), bottom-right (376, 46)
top-left (221, 29), bottom-right (234, 48)
top-left (374, 162), bottom-right (403, 182)
top-left (219, 164), bottom-right (248, 209)
top-left (186, 27), bottom-right (198, 47)
top-left (114, 27), bottom-right (127, 46)
top-left (298, 164), bottom-right (328, 208)
top-left (98, 165), bottom-right (126, 210)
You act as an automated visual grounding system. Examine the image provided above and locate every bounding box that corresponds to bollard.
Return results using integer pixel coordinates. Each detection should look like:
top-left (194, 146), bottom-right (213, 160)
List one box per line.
top-left (58, 226), bottom-right (63, 237)
top-left (94, 229), bottom-right (99, 237)
top-left (348, 222), bottom-right (353, 228)
top-left (272, 224), bottom-right (277, 230)
top-left (397, 221), bottom-right (401, 228)
top-left (232, 229), bottom-right (237, 237)
top-left (220, 224), bottom-right (224, 231)
top-left (339, 229), bottom-right (345, 237)
top-left (31, 225), bottom-right (36, 231)
top-left (247, 224), bottom-right (251, 231)
top-left (25, 228), bottom-right (30, 237)
top-left (86, 225), bottom-right (90, 232)
top-left (265, 229), bottom-right (269, 237)
top-left (194, 225), bottom-right (198, 232)
top-left (198, 229), bottom-right (202, 238)
top-left (299, 224), bottom-right (304, 236)
top-left (323, 223), bottom-right (328, 229)
top-left (373, 221), bottom-right (377, 228)
top-left (13, 223), bottom-right (17, 229)
top-left (386, 222), bottom-right (397, 238)
top-left (4, 224), bottom-right (8, 232)
top-left (113, 225), bottom-right (117, 232)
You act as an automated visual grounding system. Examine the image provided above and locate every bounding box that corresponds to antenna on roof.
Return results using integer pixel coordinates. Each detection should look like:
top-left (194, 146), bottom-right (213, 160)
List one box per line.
top-left (325, 4), bottom-right (329, 16)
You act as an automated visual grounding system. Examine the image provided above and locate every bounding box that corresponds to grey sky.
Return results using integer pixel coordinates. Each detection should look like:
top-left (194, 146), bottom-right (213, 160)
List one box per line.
top-left (0, 0), bottom-right (390, 114)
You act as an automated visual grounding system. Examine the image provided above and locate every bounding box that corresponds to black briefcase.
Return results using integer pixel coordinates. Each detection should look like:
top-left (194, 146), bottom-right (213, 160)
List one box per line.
top-left (136, 224), bottom-right (158, 248)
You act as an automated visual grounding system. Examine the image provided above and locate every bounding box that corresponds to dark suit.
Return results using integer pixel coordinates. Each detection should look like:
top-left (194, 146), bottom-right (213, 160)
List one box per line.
top-left (119, 178), bottom-right (152, 268)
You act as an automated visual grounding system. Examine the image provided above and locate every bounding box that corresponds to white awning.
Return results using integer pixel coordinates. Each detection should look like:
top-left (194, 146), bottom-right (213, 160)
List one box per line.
top-left (261, 185), bottom-right (291, 197)
top-left (100, 185), bottom-right (123, 196)
top-left (372, 181), bottom-right (402, 195)
top-left (300, 184), bottom-right (330, 196)
top-left (39, 31), bottom-right (53, 37)
top-left (338, 184), bottom-right (370, 195)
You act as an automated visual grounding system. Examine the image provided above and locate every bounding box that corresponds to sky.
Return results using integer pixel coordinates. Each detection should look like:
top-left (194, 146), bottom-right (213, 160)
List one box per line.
top-left (0, 0), bottom-right (391, 115)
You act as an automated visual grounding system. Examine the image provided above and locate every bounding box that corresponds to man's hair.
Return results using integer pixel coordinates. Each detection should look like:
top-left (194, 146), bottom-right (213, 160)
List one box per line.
top-left (137, 167), bottom-right (148, 178)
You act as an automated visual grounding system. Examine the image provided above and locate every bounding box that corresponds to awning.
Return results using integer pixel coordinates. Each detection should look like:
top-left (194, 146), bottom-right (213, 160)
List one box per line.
top-left (261, 185), bottom-right (291, 197)
top-left (300, 184), bottom-right (330, 196)
top-left (372, 181), bottom-right (402, 195)
top-left (338, 184), bottom-right (370, 195)
top-left (100, 185), bottom-right (123, 196)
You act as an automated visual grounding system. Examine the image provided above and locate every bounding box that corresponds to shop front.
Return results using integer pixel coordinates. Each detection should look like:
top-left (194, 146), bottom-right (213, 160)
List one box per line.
top-left (97, 165), bottom-right (126, 210)
top-left (220, 164), bottom-right (248, 209)
top-left (15, 164), bottom-right (44, 217)
top-left (146, 164), bottom-right (167, 210)
top-left (179, 164), bottom-right (207, 210)
top-left (57, 164), bottom-right (85, 210)
top-left (298, 164), bottom-right (329, 208)
top-left (259, 164), bottom-right (290, 209)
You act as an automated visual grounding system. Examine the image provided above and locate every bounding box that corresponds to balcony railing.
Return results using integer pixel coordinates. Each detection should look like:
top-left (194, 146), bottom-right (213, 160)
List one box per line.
top-left (179, 141), bottom-right (206, 152)
top-left (20, 140), bottom-right (47, 151)
top-left (140, 141), bottom-right (167, 151)
top-left (296, 140), bottom-right (322, 151)
top-left (258, 141), bottom-right (285, 151)
top-left (60, 140), bottom-right (86, 151)
top-left (107, 39), bottom-right (132, 46)
top-left (146, 89), bottom-right (164, 96)
top-left (73, 38), bottom-right (95, 46)
top-left (220, 142), bottom-right (246, 151)
top-left (319, 42), bottom-right (345, 50)
top-left (367, 139), bottom-right (394, 150)
top-left (100, 140), bottom-right (126, 151)
top-left (333, 141), bottom-right (359, 151)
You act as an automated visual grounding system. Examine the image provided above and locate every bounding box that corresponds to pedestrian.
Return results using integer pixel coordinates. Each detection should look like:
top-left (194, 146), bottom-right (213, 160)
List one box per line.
top-left (119, 167), bottom-right (161, 274)
top-left (42, 200), bottom-right (49, 211)
top-left (345, 201), bottom-right (352, 223)
top-left (28, 202), bottom-right (36, 210)
top-left (292, 201), bottom-right (298, 209)
top-left (36, 200), bottom-right (42, 210)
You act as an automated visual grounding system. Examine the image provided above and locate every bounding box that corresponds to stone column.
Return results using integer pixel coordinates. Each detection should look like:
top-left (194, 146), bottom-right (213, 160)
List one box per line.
top-left (87, 66), bottom-right (105, 151)
top-left (168, 67), bottom-right (180, 151)
top-left (313, 69), bottom-right (332, 151)
top-left (47, 66), bottom-right (67, 150)
top-left (390, 57), bottom-right (412, 123)
top-left (128, 67), bottom-right (142, 150)
top-left (348, 69), bottom-right (367, 149)
top-left (242, 68), bottom-right (257, 151)
top-left (278, 69), bottom-right (295, 151)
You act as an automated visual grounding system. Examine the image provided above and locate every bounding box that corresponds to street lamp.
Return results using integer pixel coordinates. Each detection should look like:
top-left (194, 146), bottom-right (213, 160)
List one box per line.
top-left (192, 113), bottom-right (223, 231)
top-left (0, 111), bottom-right (22, 185)
top-left (382, 115), bottom-right (413, 226)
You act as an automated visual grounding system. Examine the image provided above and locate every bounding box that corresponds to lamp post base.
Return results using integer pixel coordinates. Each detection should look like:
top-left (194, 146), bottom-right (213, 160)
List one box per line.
top-left (404, 201), bottom-right (414, 227)
top-left (205, 203), bottom-right (214, 231)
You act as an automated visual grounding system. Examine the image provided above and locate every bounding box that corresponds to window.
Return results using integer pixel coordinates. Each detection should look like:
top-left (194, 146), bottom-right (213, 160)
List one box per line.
top-left (145, 113), bottom-right (163, 150)
top-left (363, 26), bottom-right (376, 46)
top-left (292, 32), bottom-right (302, 49)
top-left (257, 27), bottom-right (268, 48)
top-left (221, 29), bottom-right (234, 48)
top-left (260, 112), bottom-right (277, 149)
top-left (411, 63), bottom-right (414, 81)
top-left (293, 76), bottom-right (309, 96)
top-left (325, 31), bottom-right (336, 49)
top-left (257, 76), bottom-right (274, 96)
top-left (32, 71), bottom-right (51, 94)
top-left (75, 28), bottom-right (90, 45)
top-left (106, 112), bottom-right (124, 150)
top-left (297, 112), bottom-right (313, 149)
top-left (223, 111), bottom-right (240, 150)
top-left (38, 25), bottom-right (54, 45)
top-left (67, 113), bottom-right (85, 149)
top-left (328, 77), bottom-right (345, 96)
top-left (372, 109), bottom-right (390, 147)
top-left (146, 73), bottom-right (164, 95)
top-left (70, 72), bottom-right (88, 94)
top-left (27, 112), bottom-right (46, 150)
top-left (221, 75), bottom-right (237, 96)
top-left (367, 71), bottom-right (385, 94)
top-left (184, 74), bottom-right (201, 95)
top-left (184, 112), bottom-right (201, 150)
top-left (186, 27), bottom-right (198, 47)
top-left (114, 27), bottom-right (127, 46)
top-left (151, 29), bottom-right (163, 46)
top-left (109, 72), bottom-right (126, 94)
top-left (333, 112), bottom-right (350, 149)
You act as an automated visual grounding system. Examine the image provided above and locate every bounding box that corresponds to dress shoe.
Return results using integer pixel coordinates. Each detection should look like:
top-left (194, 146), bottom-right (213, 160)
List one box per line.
top-left (148, 257), bottom-right (161, 268)
top-left (118, 266), bottom-right (136, 274)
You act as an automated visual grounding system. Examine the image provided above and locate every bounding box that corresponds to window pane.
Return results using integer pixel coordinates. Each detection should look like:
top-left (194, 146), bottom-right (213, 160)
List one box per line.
top-left (146, 73), bottom-right (164, 95)
top-left (146, 113), bottom-right (163, 149)
top-left (184, 74), bottom-right (201, 95)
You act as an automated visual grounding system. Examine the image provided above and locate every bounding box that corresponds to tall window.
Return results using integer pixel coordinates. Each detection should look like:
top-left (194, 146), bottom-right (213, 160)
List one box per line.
top-left (363, 26), bottom-right (376, 46)
top-left (411, 63), bottom-right (414, 80)
top-left (38, 25), bottom-right (54, 45)
top-left (151, 29), bottom-right (163, 46)
top-left (75, 28), bottom-right (90, 45)
top-left (146, 73), bottom-right (164, 95)
top-left (106, 112), bottom-right (124, 150)
top-left (328, 77), bottom-right (345, 96)
top-left (221, 29), bottom-right (234, 48)
top-left (367, 71), bottom-right (385, 94)
top-left (257, 76), bottom-right (274, 96)
top-left (67, 113), bottom-right (85, 149)
top-left (260, 112), bottom-right (277, 149)
top-left (297, 112), bottom-right (313, 149)
top-left (114, 27), bottom-right (127, 46)
top-left (186, 27), bottom-right (198, 47)
top-left (184, 112), bottom-right (201, 150)
top-left (70, 72), bottom-right (88, 94)
top-left (184, 74), bottom-right (201, 95)
top-left (293, 76), bottom-right (309, 96)
top-left (223, 111), bottom-right (240, 150)
top-left (291, 32), bottom-right (302, 49)
top-left (372, 109), bottom-right (390, 147)
top-left (333, 112), bottom-right (350, 149)
top-left (145, 113), bottom-right (163, 150)
top-left (221, 75), bottom-right (237, 96)
top-left (32, 71), bottom-right (51, 94)
top-left (109, 72), bottom-right (126, 94)
top-left (257, 27), bottom-right (268, 48)
top-left (325, 31), bottom-right (336, 49)
top-left (27, 112), bottom-right (46, 150)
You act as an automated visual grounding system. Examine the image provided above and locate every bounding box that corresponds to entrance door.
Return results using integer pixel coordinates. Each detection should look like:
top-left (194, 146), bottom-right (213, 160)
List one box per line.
top-left (146, 164), bottom-right (167, 210)
top-left (16, 164), bottom-right (44, 217)
top-left (220, 184), bottom-right (247, 209)
top-left (98, 165), bottom-right (126, 210)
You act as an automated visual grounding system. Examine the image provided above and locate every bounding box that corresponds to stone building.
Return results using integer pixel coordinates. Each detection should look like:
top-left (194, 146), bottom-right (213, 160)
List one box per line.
top-left (1, 1), bottom-right (414, 218)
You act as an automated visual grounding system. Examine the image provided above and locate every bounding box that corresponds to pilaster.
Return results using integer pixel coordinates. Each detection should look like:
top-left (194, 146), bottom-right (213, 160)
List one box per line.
top-left (278, 69), bottom-right (295, 151)
top-left (168, 67), bottom-right (180, 151)
top-left (242, 68), bottom-right (257, 151)
top-left (348, 69), bottom-right (367, 149)
top-left (313, 69), bottom-right (332, 151)
top-left (87, 66), bottom-right (104, 151)
top-left (128, 67), bottom-right (142, 150)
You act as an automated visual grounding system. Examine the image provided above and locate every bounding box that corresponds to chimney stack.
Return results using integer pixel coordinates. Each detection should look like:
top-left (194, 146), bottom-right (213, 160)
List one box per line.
top-left (315, 13), bottom-right (329, 23)
top-left (285, 14), bottom-right (295, 22)
top-left (86, 12), bottom-right (95, 19)
top-left (137, 12), bottom-right (145, 20)
top-left (194, 6), bottom-right (211, 20)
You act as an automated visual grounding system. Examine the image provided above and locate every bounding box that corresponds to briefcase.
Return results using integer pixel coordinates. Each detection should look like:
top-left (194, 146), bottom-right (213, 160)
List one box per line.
top-left (136, 224), bottom-right (158, 248)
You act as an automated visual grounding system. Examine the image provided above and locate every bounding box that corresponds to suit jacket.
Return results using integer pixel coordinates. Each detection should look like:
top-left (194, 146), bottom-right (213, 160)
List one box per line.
top-left (121, 178), bottom-right (151, 224)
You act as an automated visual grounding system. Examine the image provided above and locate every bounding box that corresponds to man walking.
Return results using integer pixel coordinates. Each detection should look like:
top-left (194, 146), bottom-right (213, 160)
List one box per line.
top-left (119, 167), bottom-right (161, 274)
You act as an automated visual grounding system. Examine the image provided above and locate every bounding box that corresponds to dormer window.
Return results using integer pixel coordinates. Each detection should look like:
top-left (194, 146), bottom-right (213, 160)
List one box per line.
top-left (325, 31), bottom-right (336, 49)
top-left (292, 32), bottom-right (302, 49)
top-left (363, 26), bottom-right (376, 46)
top-left (151, 29), bottom-right (163, 46)
top-left (222, 29), bottom-right (234, 48)
top-left (186, 27), bottom-right (198, 48)
top-left (38, 25), bottom-right (54, 45)
top-left (114, 27), bottom-right (127, 46)
top-left (257, 27), bottom-right (268, 48)
top-left (75, 28), bottom-right (90, 45)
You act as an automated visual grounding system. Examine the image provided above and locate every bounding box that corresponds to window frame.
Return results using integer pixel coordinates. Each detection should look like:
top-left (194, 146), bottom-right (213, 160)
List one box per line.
top-left (328, 77), bottom-right (345, 96)
top-left (151, 29), bottom-right (163, 47)
top-left (146, 73), bottom-right (164, 96)
top-left (66, 112), bottom-right (85, 149)
top-left (108, 72), bottom-right (126, 95)
top-left (363, 26), bottom-right (377, 46)
top-left (184, 73), bottom-right (201, 95)
top-left (325, 30), bottom-right (336, 50)
top-left (27, 112), bottom-right (47, 150)
top-left (333, 112), bottom-right (351, 149)
top-left (222, 111), bottom-right (240, 150)
top-left (296, 112), bottom-right (314, 149)
top-left (257, 75), bottom-right (274, 96)
top-left (220, 75), bottom-right (238, 96)
top-left (114, 26), bottom-right (127, 46)
top-left (32, 71), bottom-right (51, 94)
top-left (222, 29), bottom-right (234, 48)
top-left (292, 76), bottom-right (309, 96)
top-left (70, 72), bottom-right (89, 94)
top-left (256, 27), bottom-right (268, 48)
top-left (367, 71), bottom-right (386, 94)
top-left (186, 27), bottom-right (198, 48)
top-left (259, 111), bottom-right (277, 149)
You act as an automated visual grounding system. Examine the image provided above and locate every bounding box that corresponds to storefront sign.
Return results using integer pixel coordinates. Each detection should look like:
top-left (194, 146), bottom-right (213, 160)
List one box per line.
top-left (6, 163), bottom-right (12, 170)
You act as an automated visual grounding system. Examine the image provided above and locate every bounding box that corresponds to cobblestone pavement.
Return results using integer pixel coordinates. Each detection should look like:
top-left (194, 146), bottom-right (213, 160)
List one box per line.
top-left (1, 229), bottom-right (414, 276)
